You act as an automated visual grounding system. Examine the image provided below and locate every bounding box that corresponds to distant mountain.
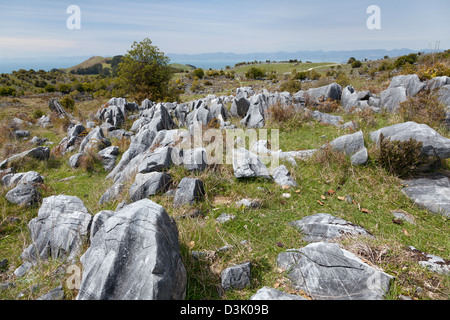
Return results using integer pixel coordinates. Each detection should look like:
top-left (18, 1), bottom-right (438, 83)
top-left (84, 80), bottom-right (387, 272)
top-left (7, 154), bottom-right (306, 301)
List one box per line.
top-left (167, 48), bottom-right (437, 64)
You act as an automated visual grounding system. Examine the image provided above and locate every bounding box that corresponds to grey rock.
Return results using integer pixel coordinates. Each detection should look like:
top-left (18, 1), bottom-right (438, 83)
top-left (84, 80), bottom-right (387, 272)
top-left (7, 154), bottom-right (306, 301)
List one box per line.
top-left (14, 261), bottom-right (34, 278)
top-left (1, 171), bottom-right (43, 188)
top-left (289, 213), bottom-right (372, 242)
top-left (136, 103), bottom-right (177, 132)
top-left (98, 183), bottom-right (125, 205)
top-left (250, 287), bottom-right (308, 300)
top-left (232, 148), bottom-right (271, 179)
top-left (6, 183), bottom-right (41, 206)
top-left (280, 242), bottom-right (393, 300)
top-left (350, 147), bottom-right (368, 166)
top-left (20, 195), bottom-right (91, 263)
top-left (401, 174), bottom-right (450, 217)
top-left (98, 146), bottom-right (119, 172)
top-left (235, 198), bottom-right (262, 209)
top-left (388, 74), bottom-right (426, 97)
top-left (240, 94), bottom-right (268, 128)
top-left (28, 136), bottom-right (47, 146)
top-left (380, 87), bottom-right (407, 112)
top-left (272, 165), bottom-right (298, 187)
top-left (37, 115), bottom-right (51, 128)
top-left (79, 127), bottom-right (111, 153)
top-left (14, 130), bottom-right (30, 138)
top-left (312, 110), bottom-right (343, 126)
top-left (428, 76), bottom-right (450, 91)
top-left (37, 285), bottom-right (65, 300)
top-left (407, 246), bottom-right (449, 275)
top-left (97, 103), bottom-right (125, 128)
top-left (137, 146), bottom-right (175, 174)
top-left (438, 85), bottom-right (450, 106)
top-left (231, 91), bottom-right (251, 118)
top-left (173, 178), bottom-right (205, 207)
top-left (328, 130), bottom-right (365, 157)
top-left (76, 199), bottom-right (186, 300)
top-left (90, 210), bottom-right (115, 242)
top-left (0, 147), bottom-right (50, 169)
top-left (68, 153), bottom-right (83, 168)
top-left (182, 148), bottom-right (207, 172)
top-left (221, 262), bottom-right (251, 291)
top-left (304, 83), bottom-right (342, 104)
top-left (216, 213), bottom-right (236, 224)
top-left (370, 121), bottom-right (450, 159)
top-left (129, 172), bottom-right (171, 202)
top-left (48, 98), bottom-right (74, 119)
top-left (57, 124), bottom-right (86, 154)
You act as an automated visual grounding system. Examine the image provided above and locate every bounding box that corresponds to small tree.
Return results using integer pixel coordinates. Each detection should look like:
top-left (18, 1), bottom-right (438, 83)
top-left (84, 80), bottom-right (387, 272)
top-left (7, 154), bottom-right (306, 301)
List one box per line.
top-left (117, 38), bottom-right (173, 102)
top-left (193, 68), bottom-right (205, 79)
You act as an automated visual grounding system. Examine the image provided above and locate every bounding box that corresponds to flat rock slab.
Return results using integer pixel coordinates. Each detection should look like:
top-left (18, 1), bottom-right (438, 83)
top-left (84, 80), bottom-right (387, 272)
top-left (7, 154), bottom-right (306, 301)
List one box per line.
top-left (289, 213), bottom-right (373, 242)
top-left (76, 199), bottom-right (186, 300)
top-left (20, 195), bottom-right (92, 263)
top-left (401, 174), bottom-right (450, 217)
top-left (250, 287), bottom-right (308, 300)
top-left (278, 242), bottom-right (393, 300)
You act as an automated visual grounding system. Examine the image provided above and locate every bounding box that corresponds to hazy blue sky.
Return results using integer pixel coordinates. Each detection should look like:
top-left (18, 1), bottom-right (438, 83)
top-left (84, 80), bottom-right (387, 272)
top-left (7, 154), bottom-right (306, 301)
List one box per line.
top-left (0, 0), bottom-right (449, 58)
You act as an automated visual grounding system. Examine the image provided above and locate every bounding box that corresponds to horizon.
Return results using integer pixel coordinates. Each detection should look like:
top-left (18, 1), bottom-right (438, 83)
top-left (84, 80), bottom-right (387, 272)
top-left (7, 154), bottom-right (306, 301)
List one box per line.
top-left (0, 0), bottom-right (449, 61)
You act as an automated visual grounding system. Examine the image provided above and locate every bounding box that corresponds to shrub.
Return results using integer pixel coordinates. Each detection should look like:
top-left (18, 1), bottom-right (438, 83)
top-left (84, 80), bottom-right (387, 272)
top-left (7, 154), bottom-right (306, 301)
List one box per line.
top-left (279, 80), bottom-right (302, 94)
top-left (376, 133), bottom-right (424, 178)
top-left (57, 83), bottom-right (71, 94)
top-left (394, 53), bottom-right (418, 69)
top-left (32, 109), bottom-right (45, 119)
top-left (44, 84), bottom-right (55, 93)
top-left (347, 57), bottom-right (356, 64)
top-left (0, 86), bottom-right (16, 96)
top-left (60, 96), bottom-right (75, 111)
top-left (351, 60), bottom-right (362, 68)
top-left (398, 91), bottom-right (447, 130)
top-left (245, 67), bottom-right (266, 79)
top-left (193, 68), bottom-right (205, 79)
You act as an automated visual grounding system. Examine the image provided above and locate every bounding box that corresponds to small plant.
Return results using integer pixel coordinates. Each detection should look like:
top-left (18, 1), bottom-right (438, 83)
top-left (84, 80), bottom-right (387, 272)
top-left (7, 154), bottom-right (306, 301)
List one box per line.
top-left (60, 96), bottom-right (75, 111)
top-left (245, 67), bottom-right (266, 80)
top-left (376, 133), bottom-right (424, 178)
top-left (351, 60), bottom-right (362, 69)
top-left (192, 68), bottom-right (205, 79)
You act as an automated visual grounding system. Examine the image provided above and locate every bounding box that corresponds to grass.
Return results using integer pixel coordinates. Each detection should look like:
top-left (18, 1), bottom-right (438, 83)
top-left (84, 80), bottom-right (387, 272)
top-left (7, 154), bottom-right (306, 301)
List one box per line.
top-left (1, 53), bottom-right (449, 300)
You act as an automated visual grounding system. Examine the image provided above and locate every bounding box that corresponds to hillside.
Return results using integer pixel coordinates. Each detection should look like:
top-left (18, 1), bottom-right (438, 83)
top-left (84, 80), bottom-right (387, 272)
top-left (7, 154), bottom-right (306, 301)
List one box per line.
top-left (0, 50), bottom-right (449, 301)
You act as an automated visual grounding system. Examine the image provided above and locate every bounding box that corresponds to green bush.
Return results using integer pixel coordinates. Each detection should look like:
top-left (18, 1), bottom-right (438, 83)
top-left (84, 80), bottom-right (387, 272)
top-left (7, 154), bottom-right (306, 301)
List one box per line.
top-left (245, 67), bottom-right (266, 79)
top-left (0, 86), bottom-right (16, 96)
top-left (193, 68), bottom-right (205, 79)
top-left (60, 96), bottom-right (75, 111)
top-left (351, 60), bottom-right (362, 68)
top-left (394, 53), bottom-right (418, 69)
top-left (44, 84), bottom-right (55, 93)
top-left (376, 133), bottom-right (424, 178)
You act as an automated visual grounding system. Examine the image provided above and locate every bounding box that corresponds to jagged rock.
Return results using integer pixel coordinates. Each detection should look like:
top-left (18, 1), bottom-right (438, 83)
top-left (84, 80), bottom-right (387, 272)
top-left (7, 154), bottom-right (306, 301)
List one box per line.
top-left (232, 148), bottom-right (271, 179)
top-left (13, 130), bottom-right (30, 138)
top-left (438, 85), bottom-right (450, 106)
top-left (388, 74), bottom-right (426, 97)
top-left (98, 183), bottom-right (125, 205)
top-left (137, 146), bottom-right (175, 174)
top-left (240, 94), bottom-right (268, 128)
top-left (98, 146), bottom-right (119, 172)
top-left (401, 174), bottom-right (450, 217)
top-left (173, 178), bottom-right (205, 207)
top-left (134, 103), bottom-right (177, 132)
top-left (6, 183), bottom-right (41, 206)
top-left (350, 147), bottom-right (368, 166)
top-left (48, 98), bottom-right (74, 119)
top-left (69, 153), bottom-right (83, 168)
top-left (271, 165), bottom-right (298, 187)
top-left (182, 148), bottom-right (207, 172)
top-left (76, 199), bottom-right (186, 300)
top-left (380, 87), bottom-right (407, 112)
top-left (250, 287), bottom-right (308, 300)
top-left (79, 127), bottom-right (111, 153)
top-left (0, 147), bottom-right (50, 169)
top-left (221, 262), bottom-right (251, 291)
top-left (97, 103), bottom-right (125, 128)
top-left (370, 121), bottom-right (450, 159)
top-left (57, 124), bottom-right (86, 154)
top-left (230, 91), bottom-right (250, 118)
top-left (289, 213), bottom-right (373, 242)
top-left (300, 83), bottom-right (342, 104)
top-left (428, 76), bottom-right (450, 91)
top-left (90, 210), bottom-right (115, 242)
top-left (20, 195), bottom-right (92, 263)
top-left (129, 172), bottom-right (171, 202)
top-left (278, 242), bottom-right (393, 300)
top-left (1, 171), bottom-right (43, 188)
top-left (28, 136), bottom-right (48, 146)
top-left (37, 115), bottom-right (51, 128)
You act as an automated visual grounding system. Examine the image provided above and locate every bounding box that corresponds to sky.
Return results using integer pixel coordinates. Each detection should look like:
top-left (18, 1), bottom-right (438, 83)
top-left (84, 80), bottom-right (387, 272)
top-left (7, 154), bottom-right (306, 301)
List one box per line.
top-left (0, 0), bottom-right (449, 59)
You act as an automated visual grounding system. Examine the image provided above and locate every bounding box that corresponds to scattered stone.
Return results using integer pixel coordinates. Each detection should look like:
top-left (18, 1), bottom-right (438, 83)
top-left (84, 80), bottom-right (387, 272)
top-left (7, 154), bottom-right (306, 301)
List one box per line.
top-left (0, 147), bottom-right (50, 169)
top-left (137, 146), bottom-right (175, 174)
top-left (129, 172), bottom-right (171, 202)
top-left (69, 153), bottom-right (83, 168)
top-left (20, 195), bottom-right (92, 263)
top-left (1, 171), bottom-right (43, 188)
top-left (289, 213), bottom-right (373, 242)
top-left (235, 199), bottom-right (262, 209)
top-left (97, 145), bottom-right (119, 172)
top-left (13, 261), bottom-right (34, 278)
top-left (37, 285), bottom-right (65, 300)
top-left (311, 110), bottom-right (343, 126)
top-left (6, 183), bottom-right (41, 206)
top-left (173, 178), bottom-right (205, 207)
top-left (221, 262), bottom-right (252, 291)
top-left (216, 213), bottom-right (236, 224)
top-left (76, 199), bottom-right (187, 300)
top-left (407, 246), bottom-right (450, 275)
top-left (250, 287), bottom-right (308, 300)
top-left (271, 165), bottom-right (298, 188)
top-left (380, 87), bottom-right (407, 112)
top-left (78, 127), bottom-right (111, 153)
top-left (391, 210), bottom-right (415, 225)
top-left (278, 242), bottom-right (393, 300)
top-left (232, 148), bottom-right (271, 179)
